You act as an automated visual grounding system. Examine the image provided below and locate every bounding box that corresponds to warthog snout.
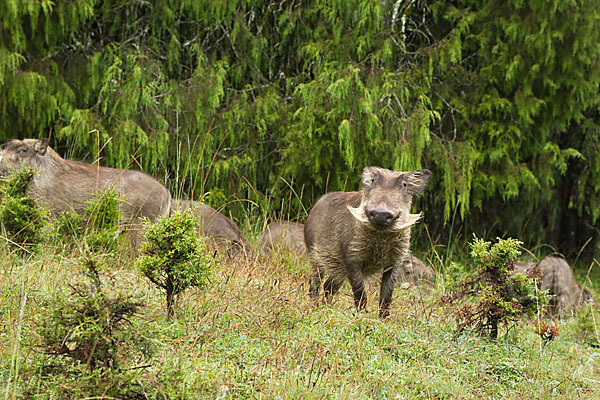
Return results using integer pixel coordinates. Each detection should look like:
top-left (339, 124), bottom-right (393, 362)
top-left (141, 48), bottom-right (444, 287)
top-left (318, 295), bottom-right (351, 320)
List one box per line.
top-left (367, 208), bottom-right (397, 226)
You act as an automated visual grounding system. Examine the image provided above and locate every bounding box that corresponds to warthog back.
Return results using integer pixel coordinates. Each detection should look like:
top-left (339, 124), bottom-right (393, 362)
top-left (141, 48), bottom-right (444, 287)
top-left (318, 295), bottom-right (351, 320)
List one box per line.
top-left (172, 199), bottom-right (252, 257)
top-left (259, 221), bottom-right (306, 257)
top-left (305, 166), bottom-right (432, 317)
top-left (513, 257), bottom-right (593, 317)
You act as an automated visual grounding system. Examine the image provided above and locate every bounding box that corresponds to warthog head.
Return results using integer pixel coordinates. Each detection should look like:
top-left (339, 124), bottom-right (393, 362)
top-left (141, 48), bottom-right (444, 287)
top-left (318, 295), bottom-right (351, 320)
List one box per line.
top-left (0, 138), bottom-right (50, 177)
top-left (348, 167), bottom-right (432, 231)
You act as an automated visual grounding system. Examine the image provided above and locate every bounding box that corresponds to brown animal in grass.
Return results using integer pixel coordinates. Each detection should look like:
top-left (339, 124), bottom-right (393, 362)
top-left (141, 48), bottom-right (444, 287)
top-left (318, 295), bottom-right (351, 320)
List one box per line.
top-left (305, 166), bottom-right (432, 317)
top-left (259, 221), bottom-right (306, 257)
top-left (538, 257), bottom-right (592, 317)
top-left (513, 257), bottom-right (592, 317)
top-left (513, 261), bottom-right (536, 276)
top-left (398, 255), bottom-right (434, 286)
top-left (171, 199), bottom-right (252, 257)
top-left (0, 138), bottom-right (171, 248)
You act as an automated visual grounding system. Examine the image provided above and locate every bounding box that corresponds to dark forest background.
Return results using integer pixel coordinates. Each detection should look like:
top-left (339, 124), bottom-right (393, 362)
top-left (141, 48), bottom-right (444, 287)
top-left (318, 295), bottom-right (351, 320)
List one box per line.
top-left (2, 0), bottom-right (600, 261)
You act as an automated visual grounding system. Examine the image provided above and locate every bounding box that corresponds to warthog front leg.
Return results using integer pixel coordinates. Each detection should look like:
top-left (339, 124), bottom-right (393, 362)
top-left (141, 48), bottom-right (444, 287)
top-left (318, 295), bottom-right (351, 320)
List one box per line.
top-left (323, 276), bottom-right (344, 304)
top-left (309, 264), bottom-right (324, 301)
top-left (379, 266), bottom-right (397, 318)
top-left (346, 266), bottom-right (367, 311)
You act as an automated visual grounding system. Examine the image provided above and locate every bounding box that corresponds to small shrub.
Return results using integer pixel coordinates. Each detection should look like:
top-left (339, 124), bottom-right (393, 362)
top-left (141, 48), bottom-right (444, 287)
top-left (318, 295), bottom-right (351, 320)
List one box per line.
top-left (0, 167), bottom-right (45, 249)
top-left (441, 237), bottom-right (548, 339)
top-left (36, 255), bottom-right (150, 370)
top-left (136, 208), bottom-right (217, 318)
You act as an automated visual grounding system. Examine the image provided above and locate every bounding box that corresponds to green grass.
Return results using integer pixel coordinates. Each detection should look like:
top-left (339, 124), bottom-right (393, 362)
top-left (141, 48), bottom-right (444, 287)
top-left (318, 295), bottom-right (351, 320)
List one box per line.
top-left (1, 237), bottom-right (600, 399)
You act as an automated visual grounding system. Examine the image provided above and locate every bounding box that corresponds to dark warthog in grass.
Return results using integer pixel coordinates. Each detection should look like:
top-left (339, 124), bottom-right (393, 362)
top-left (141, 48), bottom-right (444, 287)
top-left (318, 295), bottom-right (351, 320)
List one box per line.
top-left (513, 257), bottom-right (592, 317)
top-left (259, 221), bottom-right (306, 258)
top-left (172, 199), bottom-right (253, 258)
top-left (0, 138), bottom-right (171, 248)
top-left (305, 166), bottom-right (432, 317)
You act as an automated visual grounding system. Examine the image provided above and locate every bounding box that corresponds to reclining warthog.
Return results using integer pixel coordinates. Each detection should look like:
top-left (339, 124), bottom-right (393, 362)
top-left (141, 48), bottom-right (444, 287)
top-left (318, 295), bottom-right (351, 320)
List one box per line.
top-left (172, 199), bottom-right (252, 257)
top-left (538, 257), bottom-right (592, 317)
top-left (513, 261), bottom-right (536, 276)
top-left (399, 255), bottom-right (434, 286)
top-left (305, 166), bottom-right (432, 317)
top-left (259, 221), bottom-right (306, 257)
top-left (513, 257), bottom-right (592, 317)
top-left (0, 138), bottom-right (171, 248)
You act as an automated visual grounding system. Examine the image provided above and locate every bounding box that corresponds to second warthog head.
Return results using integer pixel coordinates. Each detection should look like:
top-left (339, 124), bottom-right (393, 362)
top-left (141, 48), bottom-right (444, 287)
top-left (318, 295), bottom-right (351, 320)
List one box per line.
top-left (348, 166), bottom-right (432, 231)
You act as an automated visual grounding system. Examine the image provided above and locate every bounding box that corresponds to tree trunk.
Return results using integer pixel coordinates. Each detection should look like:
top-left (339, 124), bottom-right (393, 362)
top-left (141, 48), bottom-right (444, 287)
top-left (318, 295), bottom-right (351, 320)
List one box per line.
top-left (166, 288), bottom-right (174, 319)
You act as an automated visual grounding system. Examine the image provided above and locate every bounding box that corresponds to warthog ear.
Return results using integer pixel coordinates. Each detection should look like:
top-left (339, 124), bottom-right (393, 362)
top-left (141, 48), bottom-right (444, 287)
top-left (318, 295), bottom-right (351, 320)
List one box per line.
top-left (33, 138), bottom-right (49, 155)
top-left (404, 169), bottom-right (432, 194)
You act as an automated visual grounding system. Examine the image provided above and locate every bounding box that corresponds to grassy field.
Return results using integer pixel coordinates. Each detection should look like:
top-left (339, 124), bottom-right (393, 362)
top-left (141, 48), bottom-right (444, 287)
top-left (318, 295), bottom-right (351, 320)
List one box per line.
top-left (2, 229), bottom-right (600, 400)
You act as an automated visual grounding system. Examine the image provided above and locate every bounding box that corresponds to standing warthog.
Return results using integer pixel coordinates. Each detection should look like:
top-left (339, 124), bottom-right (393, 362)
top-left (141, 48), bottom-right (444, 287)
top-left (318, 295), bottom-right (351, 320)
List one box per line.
top-left (259, 221), bottom-right (306, 257)
top-left (513, 257), bottom-right (592, 317)
top-left (172, 199), bottom-right (252, 257)
top-left (305, 166), bottom-right (432, 317)
top-left (0, 138), bottom-right (171, 248)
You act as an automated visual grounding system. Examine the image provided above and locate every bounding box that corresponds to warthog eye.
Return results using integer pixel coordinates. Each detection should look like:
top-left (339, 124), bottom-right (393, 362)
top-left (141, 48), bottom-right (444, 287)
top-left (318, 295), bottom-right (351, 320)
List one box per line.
top-left (17, 147), bottom-right (28, 155)
top-left (403, 181), bottom-right (407, 188)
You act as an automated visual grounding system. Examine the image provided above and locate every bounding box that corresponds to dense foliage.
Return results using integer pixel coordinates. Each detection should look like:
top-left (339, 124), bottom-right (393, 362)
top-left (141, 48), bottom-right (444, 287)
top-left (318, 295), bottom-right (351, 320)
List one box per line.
top-left (1, 0), bottom-right (599, 259)
top-left (0, 167), bottom-right (45, 249)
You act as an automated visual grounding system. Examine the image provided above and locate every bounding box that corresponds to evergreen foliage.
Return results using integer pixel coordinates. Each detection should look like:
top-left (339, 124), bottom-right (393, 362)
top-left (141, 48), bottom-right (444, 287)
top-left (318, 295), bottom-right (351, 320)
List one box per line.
top-left (136, 207), bottom-right (216, 318)
top-left (1, 0), bottom-right (600, 258)
top-left (36, 257), bottom-right (148, 370)
top-left (442, 237), bottom-right (548, 339)
top-left (29, 256), bottom-right (153, 398)
top-left (0, 167), bottom-right (45, 249)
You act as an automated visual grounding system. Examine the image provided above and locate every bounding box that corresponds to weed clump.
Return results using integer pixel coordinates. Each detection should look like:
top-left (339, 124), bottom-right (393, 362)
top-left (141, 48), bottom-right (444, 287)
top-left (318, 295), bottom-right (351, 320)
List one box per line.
top-left (442, 237), bottom-right (548, 339)
top-left (0, 167), bottom-right (45, 250)
top-left (572, 304), bottom-right (600, 347)
top-left (136, 208), bottom-right (217, 318)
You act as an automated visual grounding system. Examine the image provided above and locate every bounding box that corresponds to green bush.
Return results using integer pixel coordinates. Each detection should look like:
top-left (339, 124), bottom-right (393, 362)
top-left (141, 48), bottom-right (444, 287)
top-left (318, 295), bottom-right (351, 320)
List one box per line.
top-left (23, 254), bottom-right (155, 398)
top-left (136, 208), bottom-right (217, 318)
top-left (442, 237), bottom-right (548, 339)
top-left (52, 189), bottom-right (125, 254)
top-left (0, 167), bottom-right (45, 250)
top-left (36, 256), bottom-right (150, 370)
